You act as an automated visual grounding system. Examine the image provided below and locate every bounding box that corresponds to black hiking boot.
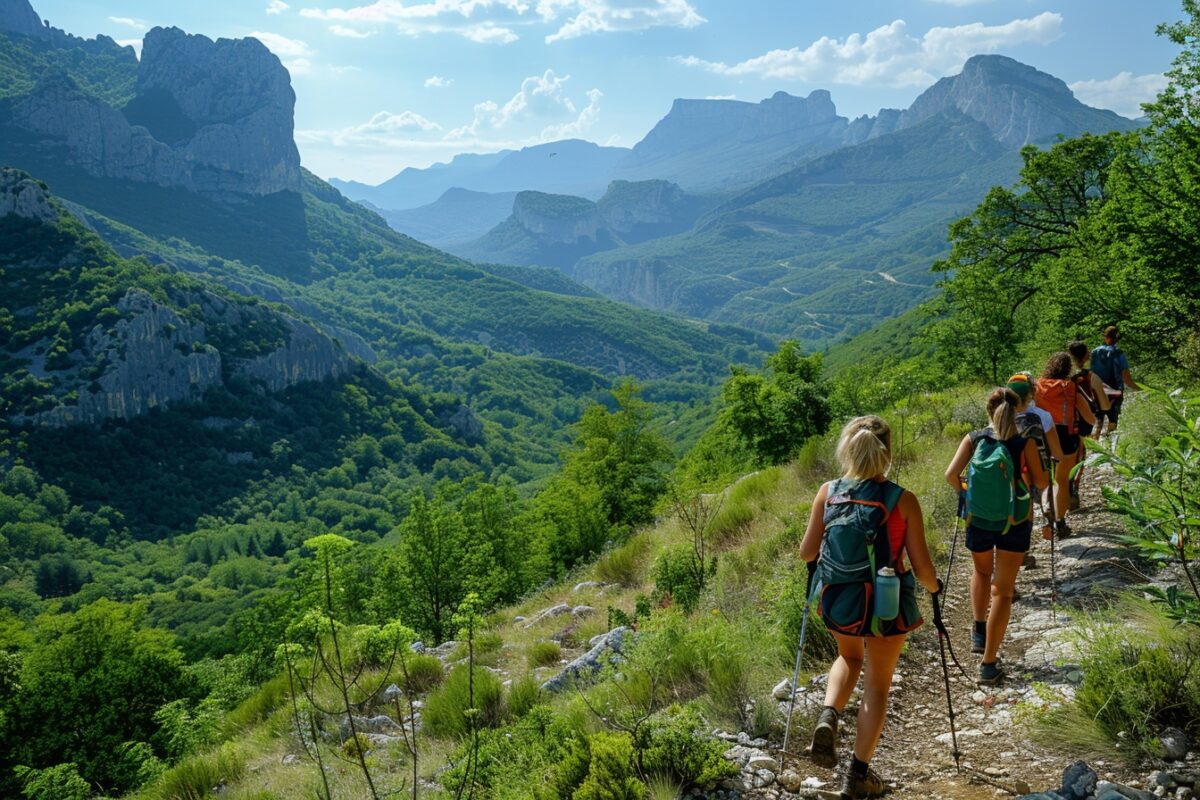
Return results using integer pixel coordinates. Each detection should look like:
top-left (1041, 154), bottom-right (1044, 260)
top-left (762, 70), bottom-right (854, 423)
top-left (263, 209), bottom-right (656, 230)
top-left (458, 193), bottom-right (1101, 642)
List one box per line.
top-left (840, 766), bottom-right (886, 798)
top-left (1022, 552), bottom-right (1037, 569)
top-left (809, 706), bottom-right (840, 768)
top-left (978, 659), bottom-right (1004, 686)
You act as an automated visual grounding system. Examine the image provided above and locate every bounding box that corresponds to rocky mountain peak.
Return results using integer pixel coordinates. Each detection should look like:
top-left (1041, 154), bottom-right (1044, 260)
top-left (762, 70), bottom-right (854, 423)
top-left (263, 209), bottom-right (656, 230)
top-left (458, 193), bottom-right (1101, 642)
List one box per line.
top-left (0, 167), bottom-right (56, 222)
top-left (899, 54), bottom-right (1135, 148)
top-left (0, 0), bottom-right (46, 39)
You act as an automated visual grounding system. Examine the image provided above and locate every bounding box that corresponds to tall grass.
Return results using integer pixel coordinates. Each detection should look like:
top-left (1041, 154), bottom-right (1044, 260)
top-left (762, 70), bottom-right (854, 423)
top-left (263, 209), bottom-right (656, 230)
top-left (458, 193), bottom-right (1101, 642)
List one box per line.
top-left (140, 744), bottom-right (246, 800)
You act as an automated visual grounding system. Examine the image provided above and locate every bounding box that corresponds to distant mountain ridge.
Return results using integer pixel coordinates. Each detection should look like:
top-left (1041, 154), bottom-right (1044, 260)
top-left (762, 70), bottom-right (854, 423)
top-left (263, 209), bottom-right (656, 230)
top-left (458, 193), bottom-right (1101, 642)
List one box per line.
top-left (369, 187), bottom-right (517, 249)
top-left (331, 139), bottom-right (630, 210)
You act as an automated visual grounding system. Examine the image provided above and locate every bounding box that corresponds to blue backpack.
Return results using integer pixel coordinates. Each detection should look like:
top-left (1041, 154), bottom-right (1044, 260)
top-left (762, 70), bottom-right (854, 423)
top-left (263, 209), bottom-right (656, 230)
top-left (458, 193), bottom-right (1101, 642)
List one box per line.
top-left (1091, 345), bottom-right (1124, 389)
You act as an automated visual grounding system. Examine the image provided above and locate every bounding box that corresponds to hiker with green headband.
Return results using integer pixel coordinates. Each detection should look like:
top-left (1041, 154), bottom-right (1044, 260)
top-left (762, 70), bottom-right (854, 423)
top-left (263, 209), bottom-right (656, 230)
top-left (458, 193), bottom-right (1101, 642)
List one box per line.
top-left (1006, 373), bottom-right (1064, 463)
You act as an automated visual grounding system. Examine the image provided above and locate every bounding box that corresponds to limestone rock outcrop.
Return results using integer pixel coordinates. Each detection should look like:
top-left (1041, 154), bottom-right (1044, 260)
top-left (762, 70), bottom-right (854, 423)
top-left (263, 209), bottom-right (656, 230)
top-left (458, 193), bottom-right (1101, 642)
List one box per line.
top-left (0, 167), bottom-right (56, 222)
top-left (5, 24), bottom-right (301, 198)
top-left (0, 0), bottom-right (46, 39)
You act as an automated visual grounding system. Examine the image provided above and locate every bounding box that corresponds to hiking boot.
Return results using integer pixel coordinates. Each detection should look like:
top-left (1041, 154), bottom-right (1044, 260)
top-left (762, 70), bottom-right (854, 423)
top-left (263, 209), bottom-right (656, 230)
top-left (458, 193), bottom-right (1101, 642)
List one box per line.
top-left (1057, 521), bottom-right (1073, 539)
top-left (809, 707), bottom-right (840, 768)
top-left (1069, 491), bottom-right (1081, 512)
top-left (971, 628), bottom-right (985, 654)
top-left (978, 660), bottom-right (1004, 686)
top-left (841, 766), bottom-right (886, 798)
top-left (1022, 552), bottom-right (1038, 569)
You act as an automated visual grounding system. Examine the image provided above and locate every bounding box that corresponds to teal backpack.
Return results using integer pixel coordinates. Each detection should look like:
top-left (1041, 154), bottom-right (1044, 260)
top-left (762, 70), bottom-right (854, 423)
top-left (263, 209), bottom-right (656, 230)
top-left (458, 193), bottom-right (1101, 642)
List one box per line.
top-left (964, 430), bottom-right (1030, 533)
top-left (816, 478), bottom-right (904, 636)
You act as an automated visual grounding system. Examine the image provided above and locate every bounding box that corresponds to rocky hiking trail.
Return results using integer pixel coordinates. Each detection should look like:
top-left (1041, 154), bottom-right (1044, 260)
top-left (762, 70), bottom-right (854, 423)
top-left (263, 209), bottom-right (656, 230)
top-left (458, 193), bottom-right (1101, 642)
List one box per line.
top-left (716, 465), bottom-right (1200, 800)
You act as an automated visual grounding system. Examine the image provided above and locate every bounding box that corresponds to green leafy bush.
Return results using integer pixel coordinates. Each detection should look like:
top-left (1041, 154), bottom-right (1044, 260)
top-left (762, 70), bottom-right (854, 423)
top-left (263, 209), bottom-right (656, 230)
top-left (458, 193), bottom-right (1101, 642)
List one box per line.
top-left (528, 640), bottom-right (562, 668)
top-left (634, 705), bottom-right (740, 790)
top-left (573, 731), bottom-right (644, 800)
top-left (402, 653), bottom-right (445, 695)
top-left (652, 546), bottom-right (706, 613)
top-left (15, 763), bottom-right (90, 800)
top-left (424, 664), bottom-right (505, 739)
top-left (142, 744), bottom-right (246, 800)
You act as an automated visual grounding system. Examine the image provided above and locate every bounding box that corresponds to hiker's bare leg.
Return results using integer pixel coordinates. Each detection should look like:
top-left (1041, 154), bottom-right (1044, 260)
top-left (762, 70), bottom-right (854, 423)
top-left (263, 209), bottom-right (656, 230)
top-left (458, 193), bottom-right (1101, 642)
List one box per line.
top-left (971, 549), bottom-right (994, 621)
top-left (854, 634), bottom-right (906, 762)
top-left (983, 550), bottom-right (1024, 663)
top-left (825, 632), bottom-right (865, 711)
top-left (1055, 451), bottom-right (1075, 521)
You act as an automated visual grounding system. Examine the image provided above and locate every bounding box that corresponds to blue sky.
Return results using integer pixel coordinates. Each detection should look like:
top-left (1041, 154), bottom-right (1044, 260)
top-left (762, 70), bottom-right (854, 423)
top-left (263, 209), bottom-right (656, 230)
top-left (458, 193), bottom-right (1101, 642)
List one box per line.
top-left (33, 0), bottom-right (1183, 183)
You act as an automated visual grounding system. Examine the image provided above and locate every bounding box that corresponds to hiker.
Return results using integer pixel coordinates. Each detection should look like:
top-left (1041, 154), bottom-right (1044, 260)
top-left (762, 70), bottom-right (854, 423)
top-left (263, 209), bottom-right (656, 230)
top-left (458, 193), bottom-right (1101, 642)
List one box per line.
top-left (1037, 353), bottom-right (1096, 535)
top-left (1067, 340), bottom-right (1110, 507)
top-left (1007, 372), bottom-right (1064, 464)
top-left (799, 415), bottom-right (938, 798)
top-left (1090, 325), bottom-right (1140, 435)
top-left (943, 388), bottom-right (1049, 686)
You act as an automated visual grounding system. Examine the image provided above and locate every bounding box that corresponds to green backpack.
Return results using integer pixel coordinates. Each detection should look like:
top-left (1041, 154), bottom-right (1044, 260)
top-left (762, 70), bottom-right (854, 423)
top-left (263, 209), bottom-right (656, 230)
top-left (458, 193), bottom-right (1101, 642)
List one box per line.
top-left (816, 478), bottom-right (903, 636)
top-left (964, 430), bottom-right (1030, 533)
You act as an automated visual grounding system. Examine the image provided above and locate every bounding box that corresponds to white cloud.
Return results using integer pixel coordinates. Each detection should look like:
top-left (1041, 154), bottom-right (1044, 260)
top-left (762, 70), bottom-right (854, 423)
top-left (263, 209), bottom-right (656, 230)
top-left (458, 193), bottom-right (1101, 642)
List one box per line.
top-left (425, 75), bottom-right (454, 88)
top-left (299, 110), bottom-right (443, 146)
top-left (704, 94), bottom-right (737, 100)
top-left (1070, 72), bottom-right (1167, 118)
top-left (330, 24), bottom-right (372, 37)
top-left (542, 88), bottom-right (602, 139)
top-left (266, 0), bottom-right (290, 14)
top-left (675, 12), bottom-right (1063, 88)
top-left (448, 69), bottom-right (579, 139)
top-left (108, 16), bottom-right (146, 29)
top-left (248, 32), bottom-right (315, 75)
top-left (540, 0), bottom-right (704, 43)
top-left (331, 64), bottom-right (362, 74)
top-left (299, 0), bottom-right (703, 44)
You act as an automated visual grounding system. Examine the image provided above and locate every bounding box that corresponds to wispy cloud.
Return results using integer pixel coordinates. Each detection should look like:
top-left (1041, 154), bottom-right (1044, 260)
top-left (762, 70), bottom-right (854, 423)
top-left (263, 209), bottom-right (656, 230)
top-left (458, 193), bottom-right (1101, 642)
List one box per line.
top-left (108, 16), bottom-right (146, 30)
top-left (675, 12), bottom-right (1063, 88)
top-left (298, 0), bottom-right (703, 44)
top-left (266, 0), bottom-right (290, 14)
top-left (1070, 71), bottom-right (1167, 118)
top-left (541, 88), bottom-right (602, 139)
top-left (248, 31), bottom-right (315, 75)
top-left (424, 75), bottom-right (454, 88)
top-left (330, 24), bottom-right (372, 37)
top-left (298, 110), bottom-right (442, 146)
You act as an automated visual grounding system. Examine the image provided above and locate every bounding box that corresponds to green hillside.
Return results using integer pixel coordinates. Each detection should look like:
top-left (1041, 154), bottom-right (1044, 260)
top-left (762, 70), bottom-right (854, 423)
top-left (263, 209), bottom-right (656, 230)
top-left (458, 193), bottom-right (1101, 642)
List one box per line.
top-left (573, 111), bottom-right (1022, 346)
top-left (0, 29), bottom-right (137, 107)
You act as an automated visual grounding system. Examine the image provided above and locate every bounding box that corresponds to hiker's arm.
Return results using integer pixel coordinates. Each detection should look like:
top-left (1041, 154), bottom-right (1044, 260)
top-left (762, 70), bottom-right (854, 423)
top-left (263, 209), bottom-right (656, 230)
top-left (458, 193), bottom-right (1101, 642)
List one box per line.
top-left (1122, 368), bottom-right (1140, 391)
top-left (943, 435), bottom-right (972, 491)
top-left (1023, 440), bottom-right (1049, 491)
top-left (900, 492), bottom-right (938, 594)
top-left (1076, 388), bottom-right (1096, 425)
top-left (799, 482), bottom-right (829, 563)
top-left (1091, 372), bottom-right (1111, 411)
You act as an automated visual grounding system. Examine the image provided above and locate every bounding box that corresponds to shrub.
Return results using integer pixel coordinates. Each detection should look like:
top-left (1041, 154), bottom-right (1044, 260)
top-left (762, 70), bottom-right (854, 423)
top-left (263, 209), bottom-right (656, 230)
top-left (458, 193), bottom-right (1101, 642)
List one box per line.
top-left (424, 664), bottom-right (505, 739)
top-left (223, 672), bottom-right (289, 732)
top-left (574, 731), bottom-right (644, 800)
top-left (1073, 602), bottom-right (1200, 752)
top-left (652, 546), bottom-right (706, 613)
top-left (508, 673), bottom-right (543, 718)
top-left (596, 535), bottom-right (651, 587)
top-left (15, 763), bottom-right (90, 800)
top-left (144, 744), bottom-right (247, 800)
top-left (634, 705), bottom-right (739, 790)
top-left (402, 653), bottom-right (445, 694)
top-left (528, 640), bottom-right (562, 668)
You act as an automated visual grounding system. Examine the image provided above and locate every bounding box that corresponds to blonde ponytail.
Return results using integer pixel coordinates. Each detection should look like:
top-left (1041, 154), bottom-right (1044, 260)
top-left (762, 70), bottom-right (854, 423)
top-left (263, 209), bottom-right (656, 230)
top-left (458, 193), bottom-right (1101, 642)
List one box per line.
top-left (836, 415), bottom-right (891, 480)
top-left (986, 388), bottom-right (1020, 440)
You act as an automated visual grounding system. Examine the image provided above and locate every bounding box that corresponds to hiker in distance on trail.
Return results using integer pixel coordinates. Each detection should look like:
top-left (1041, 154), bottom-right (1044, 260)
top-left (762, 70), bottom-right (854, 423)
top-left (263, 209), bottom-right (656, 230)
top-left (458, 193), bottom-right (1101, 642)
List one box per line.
top-left (1037, 353), bottom-right (1096, 537)
top-left (1090, 325), bottom-right (1140, 437)
top-left (799, 416), bottom-right (939, 799)
top-left (1067, 340), bottom-right (1110, 508)
top-left (944, 388), bottom-right (1049, 686)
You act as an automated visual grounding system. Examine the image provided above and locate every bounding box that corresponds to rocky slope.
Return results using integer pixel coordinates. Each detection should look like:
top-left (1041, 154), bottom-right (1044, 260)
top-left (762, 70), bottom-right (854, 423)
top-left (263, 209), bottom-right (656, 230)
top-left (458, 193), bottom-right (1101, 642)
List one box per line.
top-left (1, 172), bottom-right (352, 428)
top-left (0, 0), bottom-right (43, 38)
top-left (1, 13), bottom-right (300, 198)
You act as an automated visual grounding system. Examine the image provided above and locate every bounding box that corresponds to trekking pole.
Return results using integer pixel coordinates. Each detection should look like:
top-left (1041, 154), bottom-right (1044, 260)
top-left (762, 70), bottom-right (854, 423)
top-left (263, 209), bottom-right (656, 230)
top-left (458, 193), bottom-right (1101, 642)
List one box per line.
top-left (945, 489), bottom-right (965, 600)
top-left (930, 582), bottom-right (962, 774)
top-left (1043, 464), bottom-right (1059, 622)
top-left (781, 561), bottom-right (819, 769)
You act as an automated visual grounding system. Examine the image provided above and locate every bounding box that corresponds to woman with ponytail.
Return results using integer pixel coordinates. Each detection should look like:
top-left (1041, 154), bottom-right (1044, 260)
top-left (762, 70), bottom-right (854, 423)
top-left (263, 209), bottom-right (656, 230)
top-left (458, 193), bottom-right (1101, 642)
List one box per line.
top-left (799, 416), bottom-right (938, 798)
top-left (944, 389), bottom-right (1048, 685)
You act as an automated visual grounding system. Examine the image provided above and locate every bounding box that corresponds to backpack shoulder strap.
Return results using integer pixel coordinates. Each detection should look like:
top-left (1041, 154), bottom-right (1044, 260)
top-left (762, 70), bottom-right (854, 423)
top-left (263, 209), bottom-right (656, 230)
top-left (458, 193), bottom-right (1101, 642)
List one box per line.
top-left (880, 481), bottom-right (904, 515)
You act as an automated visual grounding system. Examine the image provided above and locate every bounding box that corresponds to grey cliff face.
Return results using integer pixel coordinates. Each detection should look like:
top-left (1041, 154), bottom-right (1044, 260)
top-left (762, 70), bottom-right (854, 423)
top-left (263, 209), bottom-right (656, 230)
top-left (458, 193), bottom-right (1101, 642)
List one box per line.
top-left (21, 287), bottom-right (353, 428)
top-left (0, 167), bottom-right (56, 222)
top-left (511, 181), bottom-right (693, 246)
top-left (6, 26), bottom-right (301, 198)
top-left (0, 0), bottom-right (46, 38)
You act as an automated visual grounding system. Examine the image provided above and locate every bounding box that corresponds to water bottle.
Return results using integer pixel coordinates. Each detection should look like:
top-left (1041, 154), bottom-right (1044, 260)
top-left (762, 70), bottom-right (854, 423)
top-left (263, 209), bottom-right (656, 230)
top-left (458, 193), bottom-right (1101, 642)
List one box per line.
top-left (875, 567), bottom-right (900, 621)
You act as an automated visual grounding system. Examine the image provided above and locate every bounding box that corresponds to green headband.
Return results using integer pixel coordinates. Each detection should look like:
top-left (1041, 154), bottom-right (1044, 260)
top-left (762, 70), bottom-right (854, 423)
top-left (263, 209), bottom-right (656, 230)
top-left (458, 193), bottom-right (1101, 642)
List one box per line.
top-left (1006, 378), bottom-right (1032, 398)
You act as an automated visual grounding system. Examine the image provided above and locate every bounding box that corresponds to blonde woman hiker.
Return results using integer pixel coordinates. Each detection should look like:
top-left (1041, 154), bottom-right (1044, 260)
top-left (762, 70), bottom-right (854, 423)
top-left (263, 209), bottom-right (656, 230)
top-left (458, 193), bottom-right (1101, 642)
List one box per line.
top-left (799, 415), bottom-right (939, 798)
top-left (944, 388), bottom-right (1049, 686)
top-left (1003, 372), bottom-right (1061, 571)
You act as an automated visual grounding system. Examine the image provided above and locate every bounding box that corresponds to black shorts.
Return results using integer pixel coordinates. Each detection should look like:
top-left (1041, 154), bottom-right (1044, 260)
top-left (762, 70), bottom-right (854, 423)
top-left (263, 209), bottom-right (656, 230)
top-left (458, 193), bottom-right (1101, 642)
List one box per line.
top-left (1100, 395), bottom-right (1123, 425)
top-left (1056, 425), bottom-right (1080, 457)
top-left (966, 520), bottom-right (1032, 554)
top-left (1077, 418), bottom-right (1094, 438)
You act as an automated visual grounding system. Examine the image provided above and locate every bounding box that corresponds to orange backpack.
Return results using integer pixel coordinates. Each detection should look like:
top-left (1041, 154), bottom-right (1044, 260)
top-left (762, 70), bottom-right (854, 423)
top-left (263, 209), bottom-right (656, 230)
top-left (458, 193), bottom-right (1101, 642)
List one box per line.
top-left (1038, 378), bottom-right (1077, 434)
